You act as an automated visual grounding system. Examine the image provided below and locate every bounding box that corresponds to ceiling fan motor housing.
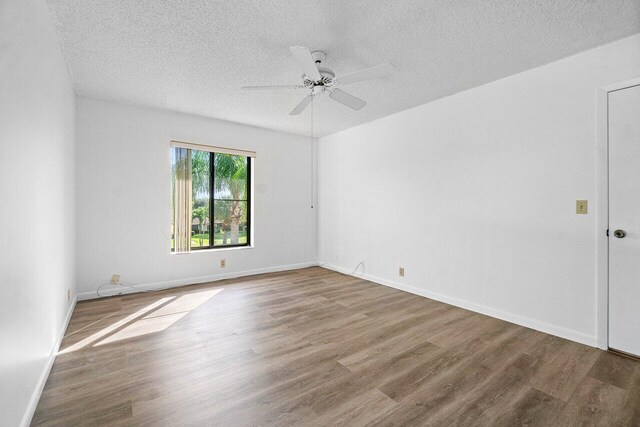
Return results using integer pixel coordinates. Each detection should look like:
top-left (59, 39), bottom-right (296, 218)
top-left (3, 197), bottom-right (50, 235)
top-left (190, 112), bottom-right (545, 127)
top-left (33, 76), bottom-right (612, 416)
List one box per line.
top-left (301, 50), bottom-right (334, 86)
top-left (304, 67), bottom-right (335, 87)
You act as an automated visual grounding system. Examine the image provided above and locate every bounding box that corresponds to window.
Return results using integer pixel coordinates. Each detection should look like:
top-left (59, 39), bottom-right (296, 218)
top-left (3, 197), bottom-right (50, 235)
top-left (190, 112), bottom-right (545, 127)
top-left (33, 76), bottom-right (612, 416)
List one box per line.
top-left (171, 142), bottom-right (253, 252)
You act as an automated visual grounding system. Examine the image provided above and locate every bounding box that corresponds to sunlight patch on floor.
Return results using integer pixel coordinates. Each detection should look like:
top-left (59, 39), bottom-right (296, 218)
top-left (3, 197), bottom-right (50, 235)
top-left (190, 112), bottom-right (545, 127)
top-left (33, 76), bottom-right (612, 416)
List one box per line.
top-left (59, 289), bottom-right (223, 353)
top-left (96, 289), bottom-right (223, 345)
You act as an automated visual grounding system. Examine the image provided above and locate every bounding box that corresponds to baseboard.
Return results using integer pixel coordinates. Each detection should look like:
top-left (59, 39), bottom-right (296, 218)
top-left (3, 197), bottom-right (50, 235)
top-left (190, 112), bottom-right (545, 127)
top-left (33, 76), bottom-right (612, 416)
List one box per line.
top-left (20, 295), bottom-right (78, 427)
top-left (319, 262), bottom-right (597, 348)
top-left (77, 261), bottom-right (318, 301)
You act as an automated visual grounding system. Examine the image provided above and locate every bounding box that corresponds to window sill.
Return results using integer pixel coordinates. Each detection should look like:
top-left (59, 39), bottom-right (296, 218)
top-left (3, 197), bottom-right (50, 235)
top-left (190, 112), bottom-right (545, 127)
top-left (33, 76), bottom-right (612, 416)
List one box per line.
top-left (171, 245), bottom-right (254, 255)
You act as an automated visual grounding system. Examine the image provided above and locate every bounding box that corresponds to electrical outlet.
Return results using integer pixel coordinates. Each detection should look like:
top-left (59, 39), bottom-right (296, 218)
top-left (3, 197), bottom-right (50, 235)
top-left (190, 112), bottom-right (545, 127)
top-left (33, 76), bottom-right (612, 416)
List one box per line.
top-left (399, 267), bottom-right (405, 277)
top-left (220, 259), bottom-right (226, 268)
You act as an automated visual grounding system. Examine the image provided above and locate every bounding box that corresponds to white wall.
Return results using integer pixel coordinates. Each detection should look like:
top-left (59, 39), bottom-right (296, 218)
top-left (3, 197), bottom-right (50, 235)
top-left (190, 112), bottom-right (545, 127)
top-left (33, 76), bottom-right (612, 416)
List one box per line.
top-left (0, 1), bottom-right (77, 426)
top-left (76, 97), bottom-right (317, 298)
top-left (318, 34), bottom-right (640, 347)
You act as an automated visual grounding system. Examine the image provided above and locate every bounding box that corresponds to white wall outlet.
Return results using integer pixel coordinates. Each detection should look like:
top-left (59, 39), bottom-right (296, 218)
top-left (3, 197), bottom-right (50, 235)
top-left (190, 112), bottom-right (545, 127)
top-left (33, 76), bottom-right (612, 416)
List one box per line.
top-left (399, 267), bottom-right (405, 277)
top-left (220, 259), bottom-right (226, 268)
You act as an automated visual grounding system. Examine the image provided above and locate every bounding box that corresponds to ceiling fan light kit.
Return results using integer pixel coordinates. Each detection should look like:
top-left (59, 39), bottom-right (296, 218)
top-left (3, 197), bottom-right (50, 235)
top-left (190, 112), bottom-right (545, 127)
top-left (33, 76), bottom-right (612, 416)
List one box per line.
top-left (241, 46), bottom-right (394, 115)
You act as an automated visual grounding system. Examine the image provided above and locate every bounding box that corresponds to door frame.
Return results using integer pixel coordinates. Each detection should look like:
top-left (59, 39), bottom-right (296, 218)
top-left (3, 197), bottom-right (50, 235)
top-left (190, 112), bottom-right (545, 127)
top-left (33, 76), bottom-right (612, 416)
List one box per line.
top-left (596, 76), bottom-right (640, 350)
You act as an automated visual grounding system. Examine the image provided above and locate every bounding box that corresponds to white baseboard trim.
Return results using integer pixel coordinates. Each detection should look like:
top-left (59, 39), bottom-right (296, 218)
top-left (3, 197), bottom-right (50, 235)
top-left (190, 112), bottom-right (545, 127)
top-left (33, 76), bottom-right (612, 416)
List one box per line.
top-left (77, 261), bottom-right (318, 301)
top-left (319, 262), bottom-right (597, 348)
top-left (21, 295), bottom-right (78, 427)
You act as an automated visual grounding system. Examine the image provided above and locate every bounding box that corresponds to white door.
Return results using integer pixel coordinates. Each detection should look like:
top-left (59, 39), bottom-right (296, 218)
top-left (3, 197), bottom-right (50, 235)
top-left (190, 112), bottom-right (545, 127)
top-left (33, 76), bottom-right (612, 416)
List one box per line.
top-left (609, 83), bottom-right (640, 357)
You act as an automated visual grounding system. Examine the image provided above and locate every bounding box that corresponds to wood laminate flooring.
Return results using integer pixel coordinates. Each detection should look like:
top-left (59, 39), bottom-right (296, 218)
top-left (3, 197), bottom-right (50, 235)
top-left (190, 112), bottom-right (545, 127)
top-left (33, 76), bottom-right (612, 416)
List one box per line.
top-left (33, 267), bottom-right (640, 426)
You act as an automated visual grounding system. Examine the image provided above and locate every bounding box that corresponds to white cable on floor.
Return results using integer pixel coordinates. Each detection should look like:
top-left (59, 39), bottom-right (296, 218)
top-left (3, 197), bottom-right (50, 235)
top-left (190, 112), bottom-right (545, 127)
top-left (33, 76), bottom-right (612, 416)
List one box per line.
top-left (351, 261), bottom-right (365, 275)
top-left (96, 282), bottom-right (165, 298)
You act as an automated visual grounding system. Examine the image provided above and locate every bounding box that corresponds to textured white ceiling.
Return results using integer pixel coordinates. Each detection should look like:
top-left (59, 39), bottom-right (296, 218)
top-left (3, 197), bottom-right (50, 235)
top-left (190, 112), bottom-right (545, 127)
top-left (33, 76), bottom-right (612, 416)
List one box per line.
top-left (47, 0), bottom-right (640, 137)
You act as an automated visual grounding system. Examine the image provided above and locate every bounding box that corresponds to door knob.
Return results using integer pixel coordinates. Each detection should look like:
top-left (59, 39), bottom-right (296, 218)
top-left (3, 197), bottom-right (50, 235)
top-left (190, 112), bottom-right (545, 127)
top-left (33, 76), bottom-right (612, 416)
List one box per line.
top-left (614, 229), bottom-right (627, 238)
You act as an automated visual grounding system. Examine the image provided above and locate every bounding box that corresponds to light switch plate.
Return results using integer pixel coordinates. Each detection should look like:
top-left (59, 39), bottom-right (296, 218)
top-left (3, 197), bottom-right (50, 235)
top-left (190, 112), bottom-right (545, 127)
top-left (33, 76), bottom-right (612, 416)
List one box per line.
top-left (576, 200), bottom-right (588, 214)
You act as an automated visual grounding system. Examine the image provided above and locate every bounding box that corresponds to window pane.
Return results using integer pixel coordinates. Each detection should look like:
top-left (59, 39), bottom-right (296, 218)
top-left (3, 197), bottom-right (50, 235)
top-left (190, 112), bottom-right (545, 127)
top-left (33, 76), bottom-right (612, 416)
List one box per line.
top-left (213, 200), bottom-right (248, 246)
top-left (213, 153), bottom-right (248, 200)
top-left (191, 150), bottom-right (211, 249)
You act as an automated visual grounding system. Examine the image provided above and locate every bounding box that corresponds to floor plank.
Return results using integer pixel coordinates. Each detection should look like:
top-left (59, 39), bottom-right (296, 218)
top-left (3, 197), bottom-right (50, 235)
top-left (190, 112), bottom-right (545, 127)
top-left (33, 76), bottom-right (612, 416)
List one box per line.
top-left (32, 267), bottom-right (640, 426)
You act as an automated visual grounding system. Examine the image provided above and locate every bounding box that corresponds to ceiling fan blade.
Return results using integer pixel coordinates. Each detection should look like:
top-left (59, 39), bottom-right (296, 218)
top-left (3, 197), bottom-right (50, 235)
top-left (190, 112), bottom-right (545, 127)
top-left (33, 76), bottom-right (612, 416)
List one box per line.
top-left (333, 63), bottom-right (394, 85)
top-left (329, 89), bottom-right (366, 111)
top-left (289, 94), bottom-right (313, 115)
top-left (241, 85), bottom-right (303, 90)
top-left (289, 46), bottom-right (321, 81)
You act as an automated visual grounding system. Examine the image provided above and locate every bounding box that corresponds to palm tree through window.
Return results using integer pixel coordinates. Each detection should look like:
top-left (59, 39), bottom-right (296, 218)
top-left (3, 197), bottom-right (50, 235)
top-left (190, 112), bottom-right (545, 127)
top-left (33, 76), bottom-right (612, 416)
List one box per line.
top-left (172, 149), bottom-right (251, 251)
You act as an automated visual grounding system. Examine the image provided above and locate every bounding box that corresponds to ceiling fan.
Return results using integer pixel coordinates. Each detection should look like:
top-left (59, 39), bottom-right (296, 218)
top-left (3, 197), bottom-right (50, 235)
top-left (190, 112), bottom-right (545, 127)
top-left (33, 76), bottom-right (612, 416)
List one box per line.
top-left (241, 46), bottom-right (394, 115)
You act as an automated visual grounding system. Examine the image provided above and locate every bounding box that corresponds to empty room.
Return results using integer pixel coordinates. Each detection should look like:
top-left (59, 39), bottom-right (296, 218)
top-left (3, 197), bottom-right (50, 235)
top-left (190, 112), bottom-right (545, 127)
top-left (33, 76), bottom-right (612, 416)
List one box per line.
top-left (2, 0), bottom-right (640, 425)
